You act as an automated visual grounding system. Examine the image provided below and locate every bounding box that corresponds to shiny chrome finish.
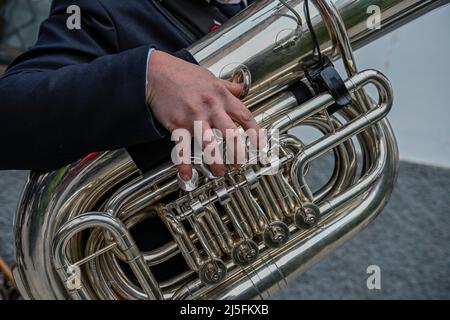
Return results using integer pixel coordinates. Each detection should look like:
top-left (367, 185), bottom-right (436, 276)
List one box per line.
top-left (13, 0), bottom-right (448, 300)
top-left (190, 0), bottom-right (449, 106)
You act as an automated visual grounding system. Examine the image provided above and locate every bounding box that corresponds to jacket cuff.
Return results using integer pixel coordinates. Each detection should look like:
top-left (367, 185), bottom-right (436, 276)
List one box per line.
top-left (116, 45), bottom-right (168, 144)
top-left (127, 47), bottom-right (199, 173)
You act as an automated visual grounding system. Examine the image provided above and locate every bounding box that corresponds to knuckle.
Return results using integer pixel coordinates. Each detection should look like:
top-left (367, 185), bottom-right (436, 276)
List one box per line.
top-left (230, 103), bottom-right (251, 121)
top-left (213, 82), bottom-right (228, 98)
top-left (210, 109), bottom-right (227, 124)
top-left (185, 101), bottom-right (202, 116)
top-left (240, 107), bottom-right (254, 122)
top-left (199, 92), bottom-right (218, 108)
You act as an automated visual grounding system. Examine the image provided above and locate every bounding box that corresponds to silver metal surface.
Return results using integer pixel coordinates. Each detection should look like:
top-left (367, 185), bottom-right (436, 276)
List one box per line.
top-left (190, 0), bottom-right (449, 106)
top-left (12, 0), bottom-right (448, 300)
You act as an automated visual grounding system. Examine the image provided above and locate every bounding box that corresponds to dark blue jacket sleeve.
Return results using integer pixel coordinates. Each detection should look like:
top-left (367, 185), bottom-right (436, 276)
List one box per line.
top-left (0, 0), bottom-right (164, 171)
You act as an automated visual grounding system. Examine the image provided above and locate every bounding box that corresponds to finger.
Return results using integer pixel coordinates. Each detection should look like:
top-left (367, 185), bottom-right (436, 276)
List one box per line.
top-left (210, 111), bottom-right (245, 168)
top-left (199, 121), bottom-right (226, 177)
top-left (226, 127), bottom-right (246, 168)
top-left (172, 129), bottom-right (193, 181)
top-left (177, 163), bottom-right (193, 182)
top-left (225, 95), bottom-right (266, 149)
top-left (220, 79), bottom-right (244, 98)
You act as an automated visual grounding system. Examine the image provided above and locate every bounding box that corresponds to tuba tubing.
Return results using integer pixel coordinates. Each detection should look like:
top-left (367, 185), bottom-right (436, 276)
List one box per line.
top-left (191, 121), bottom-right (398, 300)
top-left (12, 0), bottom-right (449, 300)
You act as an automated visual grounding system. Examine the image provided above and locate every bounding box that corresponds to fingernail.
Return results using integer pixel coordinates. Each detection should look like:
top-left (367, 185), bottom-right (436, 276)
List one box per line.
top-left (180, 173), bottom-right (191, 181)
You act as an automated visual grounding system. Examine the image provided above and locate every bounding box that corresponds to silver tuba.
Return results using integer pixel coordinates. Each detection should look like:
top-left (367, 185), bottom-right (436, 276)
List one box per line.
top-left (12, 0), bottom-right (449, 299)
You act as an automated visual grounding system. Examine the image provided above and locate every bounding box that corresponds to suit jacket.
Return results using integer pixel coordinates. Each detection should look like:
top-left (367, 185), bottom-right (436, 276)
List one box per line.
top-left (0, 0), bottom-right (213, 172)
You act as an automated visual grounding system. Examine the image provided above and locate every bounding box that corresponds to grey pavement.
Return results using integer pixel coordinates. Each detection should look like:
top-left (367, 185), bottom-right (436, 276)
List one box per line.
top-left (0, 170), bottom-right (27, 266)
top-left (1, 161), bottom-right (449, 299)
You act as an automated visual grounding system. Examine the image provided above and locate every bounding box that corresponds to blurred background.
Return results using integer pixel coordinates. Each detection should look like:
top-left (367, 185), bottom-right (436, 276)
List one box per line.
top-left (0, 0), bottom-right (449, 299)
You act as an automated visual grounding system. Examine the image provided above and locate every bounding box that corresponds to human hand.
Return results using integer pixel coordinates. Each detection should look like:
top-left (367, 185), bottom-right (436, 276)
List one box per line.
top-left (146, 50), bottom-right (262, 181)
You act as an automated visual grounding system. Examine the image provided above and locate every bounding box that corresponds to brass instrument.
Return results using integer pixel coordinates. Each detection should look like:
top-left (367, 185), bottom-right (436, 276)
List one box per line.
top-left (12, 0), bottom-right (449, 299)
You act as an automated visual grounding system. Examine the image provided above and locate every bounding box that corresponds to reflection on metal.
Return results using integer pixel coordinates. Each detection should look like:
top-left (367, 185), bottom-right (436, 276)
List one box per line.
top-left (12, 0), bottom-right (449, 300)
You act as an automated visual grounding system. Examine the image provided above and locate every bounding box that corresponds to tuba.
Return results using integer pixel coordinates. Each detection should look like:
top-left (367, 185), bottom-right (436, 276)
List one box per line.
top-left (12, 0), bottom-right (449, 299)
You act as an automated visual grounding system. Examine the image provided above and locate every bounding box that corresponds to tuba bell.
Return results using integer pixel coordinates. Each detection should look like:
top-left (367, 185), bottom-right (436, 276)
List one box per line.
top-left (12, 0), bottom-right (450, 300)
